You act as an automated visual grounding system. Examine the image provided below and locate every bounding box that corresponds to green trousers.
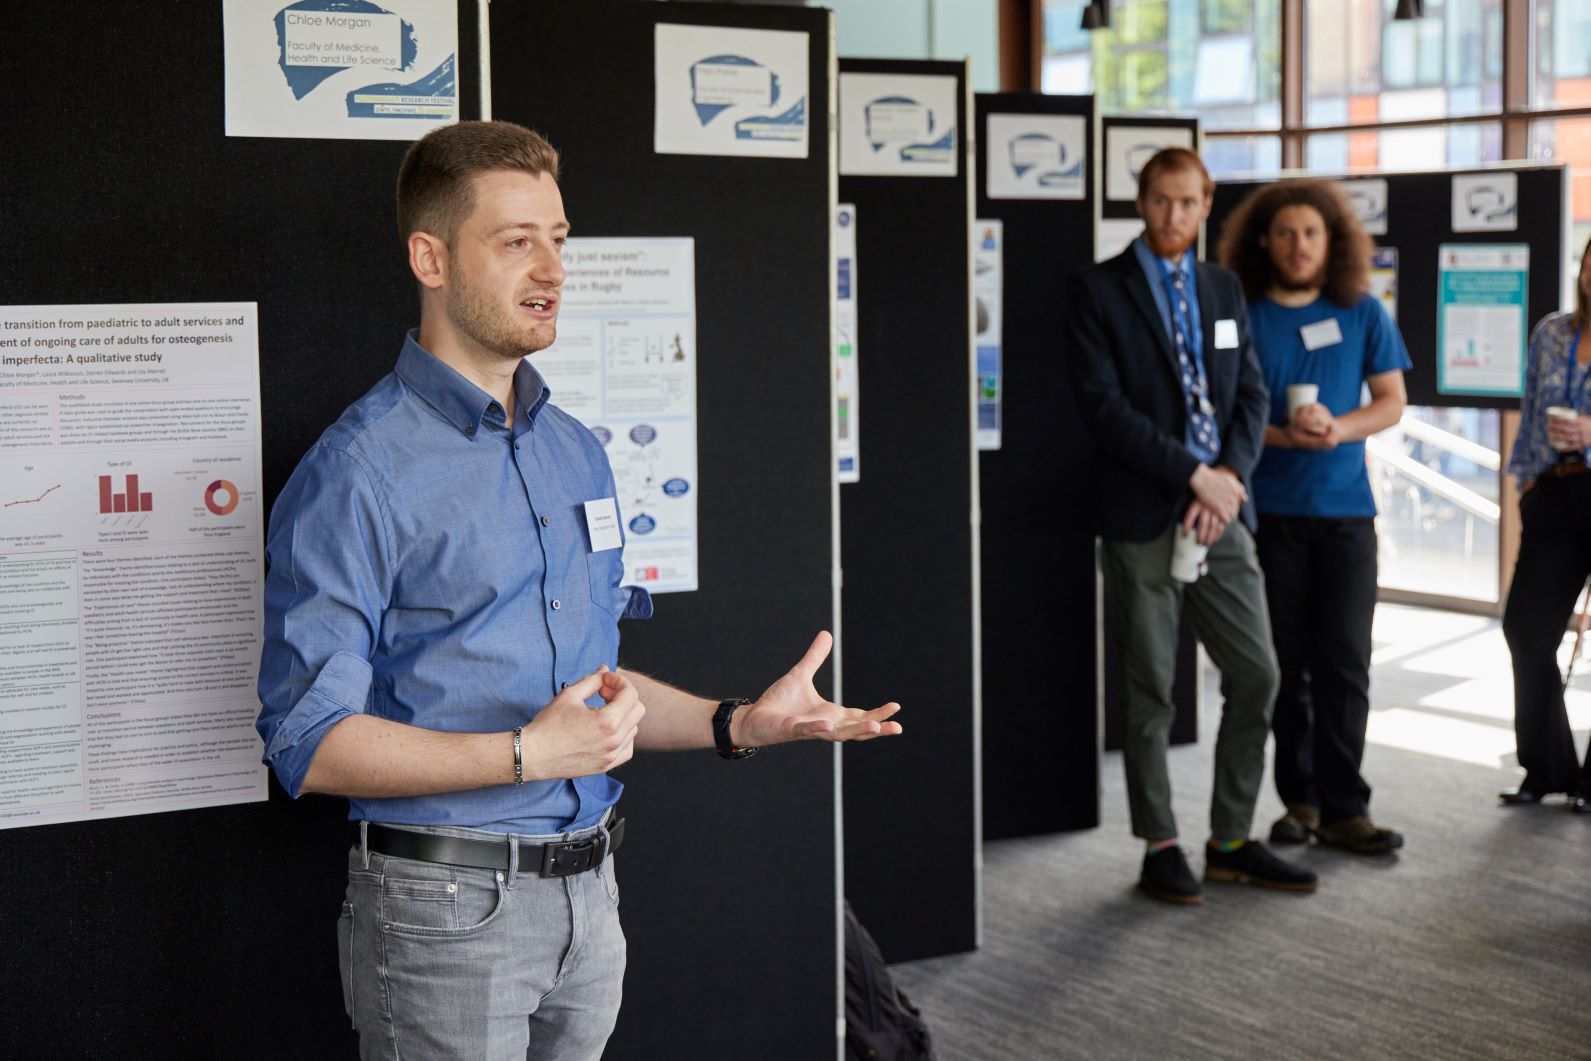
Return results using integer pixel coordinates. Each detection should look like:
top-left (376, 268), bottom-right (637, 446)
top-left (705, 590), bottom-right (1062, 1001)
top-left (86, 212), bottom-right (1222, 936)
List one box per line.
top-left (1102, 522), bottom-right (1280, 843)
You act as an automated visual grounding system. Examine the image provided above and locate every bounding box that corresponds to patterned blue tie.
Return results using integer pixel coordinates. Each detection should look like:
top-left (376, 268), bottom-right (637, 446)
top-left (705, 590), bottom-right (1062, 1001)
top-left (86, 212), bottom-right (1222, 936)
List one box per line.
top-left (1168, 266), bottom-right (1217, 461)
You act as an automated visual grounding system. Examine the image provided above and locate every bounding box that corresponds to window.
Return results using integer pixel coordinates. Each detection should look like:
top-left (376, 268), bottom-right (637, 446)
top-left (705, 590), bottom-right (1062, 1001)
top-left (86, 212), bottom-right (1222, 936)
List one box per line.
top-left (1531, 117), bottom-right (1591, 264)
top-left (1536, 0), bottom-right (1591, 100)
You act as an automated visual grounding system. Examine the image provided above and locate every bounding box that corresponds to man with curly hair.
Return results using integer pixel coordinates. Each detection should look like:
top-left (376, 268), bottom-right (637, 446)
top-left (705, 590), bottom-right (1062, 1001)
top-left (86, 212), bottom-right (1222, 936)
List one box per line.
top-left (1217, 180), bottom-right (1410, 855)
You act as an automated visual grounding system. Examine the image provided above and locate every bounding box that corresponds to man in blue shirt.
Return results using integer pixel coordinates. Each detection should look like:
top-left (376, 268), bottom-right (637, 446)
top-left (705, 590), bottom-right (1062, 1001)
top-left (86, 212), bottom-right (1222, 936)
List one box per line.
top-left (1217, 180), bottom-right (1410, 855)
top-left (256, 120), bottom-right (902, 1060)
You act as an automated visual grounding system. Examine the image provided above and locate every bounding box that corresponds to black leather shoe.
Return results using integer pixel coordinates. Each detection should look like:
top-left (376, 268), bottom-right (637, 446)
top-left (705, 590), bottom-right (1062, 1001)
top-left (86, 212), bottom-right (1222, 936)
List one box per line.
top-left (1204, 841), bottom-right (1318, 892)
top-left (1139, 846), bottom-right (1203, 905)
top-left (1499, 787), bottom-right (1548, 805)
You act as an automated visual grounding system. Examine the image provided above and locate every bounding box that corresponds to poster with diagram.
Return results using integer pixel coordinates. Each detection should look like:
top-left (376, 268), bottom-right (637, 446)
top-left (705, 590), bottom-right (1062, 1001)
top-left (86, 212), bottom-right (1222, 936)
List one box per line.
top-left (533, 239), bottom-right (699, 593)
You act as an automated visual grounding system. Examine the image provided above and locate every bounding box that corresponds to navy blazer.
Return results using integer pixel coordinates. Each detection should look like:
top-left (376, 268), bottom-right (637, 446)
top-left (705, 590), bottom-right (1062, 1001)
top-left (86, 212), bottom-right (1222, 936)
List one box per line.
top-left (1066, 247), bottom-right (1270, 542)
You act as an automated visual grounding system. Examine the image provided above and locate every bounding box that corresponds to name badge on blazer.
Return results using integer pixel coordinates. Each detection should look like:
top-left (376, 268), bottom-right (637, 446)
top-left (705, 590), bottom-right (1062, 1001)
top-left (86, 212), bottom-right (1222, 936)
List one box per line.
top-left (1213, 318), bottom-right (1239, 349)
top-left (1300, 317), bottom-right (1344, 351)
top-left (583, 497), bottom-right (623, 552)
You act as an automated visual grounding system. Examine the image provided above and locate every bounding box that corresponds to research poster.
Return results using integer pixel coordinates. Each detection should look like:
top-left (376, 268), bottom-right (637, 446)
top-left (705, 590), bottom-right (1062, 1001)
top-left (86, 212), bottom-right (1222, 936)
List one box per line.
top-left (653, 24), bottom-right (810, 159)
top-left (839, 72), bottom-right (960, 178)
top-left (985, 113), bottom-right (1086, 200)
top-left (0, 303), bottom-right (267, 830)
top-left (836, 204), bottom-right (861, 483)
top-left (973, 221), bottom-right (1004, 450)
top-left (1371, 247), bottom-right (1399, 323)
top-left (1097, 219), bottom-right (1145, 261)
top-left (1342, 178), bottom-right (1389, 237)
top-left (534, 239), bottom-right (699, 593)
top-left (1436, 244), bottom-right (1529, 398)
top-left (223, 0), bottom-right (459, 140)
top-left (1105, 124), bottom-right (1194, 201)
top-left (1451, 172), bottom-right (1519, 233)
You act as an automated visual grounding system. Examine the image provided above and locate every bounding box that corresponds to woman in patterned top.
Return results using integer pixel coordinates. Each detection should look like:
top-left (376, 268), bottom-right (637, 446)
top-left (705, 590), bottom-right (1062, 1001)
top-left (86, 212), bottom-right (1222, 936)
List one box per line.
top-left (1500, 234), bottom-right (1591, 814)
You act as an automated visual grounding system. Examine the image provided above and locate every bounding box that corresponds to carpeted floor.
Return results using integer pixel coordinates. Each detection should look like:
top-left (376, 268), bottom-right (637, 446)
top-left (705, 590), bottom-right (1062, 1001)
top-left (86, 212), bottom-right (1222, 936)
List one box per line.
top-left (890, 605), bottom-right (1591, 1061)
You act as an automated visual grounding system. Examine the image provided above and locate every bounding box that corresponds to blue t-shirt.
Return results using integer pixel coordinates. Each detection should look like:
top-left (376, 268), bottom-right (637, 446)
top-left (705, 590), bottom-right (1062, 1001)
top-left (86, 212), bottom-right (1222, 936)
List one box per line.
top-left (1249, 294), bottom-right (1411, 517)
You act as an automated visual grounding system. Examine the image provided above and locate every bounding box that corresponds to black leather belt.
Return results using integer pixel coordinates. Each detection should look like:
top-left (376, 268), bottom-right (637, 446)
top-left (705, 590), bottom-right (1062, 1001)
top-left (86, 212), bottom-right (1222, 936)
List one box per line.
top-left (366, 817), bottom-right (624, 879)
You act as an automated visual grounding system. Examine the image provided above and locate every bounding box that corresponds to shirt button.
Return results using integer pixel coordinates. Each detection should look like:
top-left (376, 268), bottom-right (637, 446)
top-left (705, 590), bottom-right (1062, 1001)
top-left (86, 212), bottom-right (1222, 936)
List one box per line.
top-left (465, 424), bottom-right (476, 437)
top-left (560, 681), bottom-right (568, 691)
top-left (551, 599), bottom-right (562, 611)
top-left (540, 515), bottom-right (551, 527)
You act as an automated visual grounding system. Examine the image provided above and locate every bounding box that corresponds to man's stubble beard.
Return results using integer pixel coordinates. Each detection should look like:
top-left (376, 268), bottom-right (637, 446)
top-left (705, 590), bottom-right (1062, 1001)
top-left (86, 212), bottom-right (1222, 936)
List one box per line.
top-left (447, 271), bottom-right (554, 361)
top-left (1272, 262), bottom-right (1327, 292)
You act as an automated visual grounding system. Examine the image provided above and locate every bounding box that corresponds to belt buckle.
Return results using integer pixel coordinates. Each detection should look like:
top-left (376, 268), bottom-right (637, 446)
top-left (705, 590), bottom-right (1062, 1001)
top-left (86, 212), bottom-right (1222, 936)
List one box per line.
top-left (540, 831), bottom-right (607, 878)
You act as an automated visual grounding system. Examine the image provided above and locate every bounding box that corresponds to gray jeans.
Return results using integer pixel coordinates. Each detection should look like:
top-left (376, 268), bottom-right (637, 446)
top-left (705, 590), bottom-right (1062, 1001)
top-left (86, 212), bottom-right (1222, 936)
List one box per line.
top-left (338, 818), bottom-right (625, 1060)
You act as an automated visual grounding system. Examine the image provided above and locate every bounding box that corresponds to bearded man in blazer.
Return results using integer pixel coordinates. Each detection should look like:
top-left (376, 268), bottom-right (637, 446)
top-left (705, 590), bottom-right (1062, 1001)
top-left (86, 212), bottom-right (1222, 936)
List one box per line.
top-left (1067, 148), bottom-right (1317, 905)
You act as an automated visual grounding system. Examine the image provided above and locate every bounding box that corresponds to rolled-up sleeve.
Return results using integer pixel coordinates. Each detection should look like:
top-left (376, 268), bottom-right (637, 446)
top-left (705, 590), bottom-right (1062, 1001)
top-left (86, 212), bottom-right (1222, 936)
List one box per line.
top-left (256, 445), bottom-right (392, 797)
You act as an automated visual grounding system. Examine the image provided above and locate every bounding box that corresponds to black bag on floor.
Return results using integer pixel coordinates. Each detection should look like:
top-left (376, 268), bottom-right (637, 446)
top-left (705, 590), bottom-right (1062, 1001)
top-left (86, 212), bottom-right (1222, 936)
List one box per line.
top-left (844, 900), bottom-right (934, 1061)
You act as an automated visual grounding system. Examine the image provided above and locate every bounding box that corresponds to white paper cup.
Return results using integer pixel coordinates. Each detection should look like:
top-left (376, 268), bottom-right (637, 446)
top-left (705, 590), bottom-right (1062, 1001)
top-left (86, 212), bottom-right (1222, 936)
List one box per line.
top-left (1547, 406), bottom-right (1580, 451)
top-left (1286, 383), bottom-right (1320, 421)
top-left (1170, 527), bottom-right (1209, 584)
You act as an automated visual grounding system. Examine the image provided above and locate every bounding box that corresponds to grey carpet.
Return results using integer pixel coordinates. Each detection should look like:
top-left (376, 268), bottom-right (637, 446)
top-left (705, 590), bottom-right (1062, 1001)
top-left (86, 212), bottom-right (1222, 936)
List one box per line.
top-left (889, 606), bottom-right (1591, 1061)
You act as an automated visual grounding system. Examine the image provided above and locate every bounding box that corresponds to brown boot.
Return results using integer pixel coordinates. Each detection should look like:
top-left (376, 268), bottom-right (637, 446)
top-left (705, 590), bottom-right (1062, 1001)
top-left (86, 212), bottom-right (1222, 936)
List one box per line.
top-left (1315, 815), bottom-right (1403, 855)
top-left (1267, 804), bottom-right (1320, 845)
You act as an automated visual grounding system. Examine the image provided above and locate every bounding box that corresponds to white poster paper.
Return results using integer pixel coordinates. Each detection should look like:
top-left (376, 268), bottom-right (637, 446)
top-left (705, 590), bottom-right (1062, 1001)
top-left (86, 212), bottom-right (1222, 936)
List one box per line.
top-left (223, 0), bottom-right (458, 141)
top-left (1341, 178), bottom-right (1389, 236)
top-left (985, 114), bottom-right (1086, 200)
top-left (1097, 219), bottom-right (1145, 261)
top-left (535, 239), bottom-right (699, 593)
top-left (1437, 244), bottom-right (1529, 397)
top-left (836, 205), bottom-right (861, 483)
top-left (653, 24), bottom-right (810, 159)
top-left (1452, 172), bottom-right (1519, 233)
top-left (0, 303), bottom-right (267, 830)
top-left (839, 73), bottom-right (960, 178)
top-left (973, 221), bottom-right (1004, 450)
top-left (1104, 124), bottom-right (1194, 201)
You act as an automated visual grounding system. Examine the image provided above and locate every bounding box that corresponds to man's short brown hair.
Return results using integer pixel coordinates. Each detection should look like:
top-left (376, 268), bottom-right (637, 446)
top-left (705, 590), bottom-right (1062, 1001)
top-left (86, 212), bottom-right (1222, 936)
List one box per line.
top-left (1136, 147), bottom-right (1213, 200)
top-left (1215, 179), bottom-right (1373, 307)
top-left (397, 120), bottom-right (561, 246)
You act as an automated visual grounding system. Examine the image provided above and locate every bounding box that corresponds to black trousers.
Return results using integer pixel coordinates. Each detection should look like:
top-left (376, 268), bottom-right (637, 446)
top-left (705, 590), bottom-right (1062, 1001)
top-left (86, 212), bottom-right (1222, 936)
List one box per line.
top-left (1256, 514), bottom-right (1379, 822)
top-left (1501, 472), bottom-right (1591, 795)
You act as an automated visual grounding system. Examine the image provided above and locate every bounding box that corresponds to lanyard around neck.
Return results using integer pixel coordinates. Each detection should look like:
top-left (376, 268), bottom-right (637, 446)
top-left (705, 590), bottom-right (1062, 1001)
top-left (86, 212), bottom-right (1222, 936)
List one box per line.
top-left (1565, 329), bottom-right (1585, 410)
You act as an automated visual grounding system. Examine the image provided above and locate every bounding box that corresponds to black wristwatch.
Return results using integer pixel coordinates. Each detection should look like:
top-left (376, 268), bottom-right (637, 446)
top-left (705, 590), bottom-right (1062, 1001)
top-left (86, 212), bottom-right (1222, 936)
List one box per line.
top-left (712, 698), bottom-right (758, 759)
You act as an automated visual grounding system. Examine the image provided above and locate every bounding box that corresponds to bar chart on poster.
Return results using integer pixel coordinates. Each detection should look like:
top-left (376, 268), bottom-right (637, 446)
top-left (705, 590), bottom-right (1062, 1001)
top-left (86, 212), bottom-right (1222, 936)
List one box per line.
top-left (0, 303), bottom-right (267, 830)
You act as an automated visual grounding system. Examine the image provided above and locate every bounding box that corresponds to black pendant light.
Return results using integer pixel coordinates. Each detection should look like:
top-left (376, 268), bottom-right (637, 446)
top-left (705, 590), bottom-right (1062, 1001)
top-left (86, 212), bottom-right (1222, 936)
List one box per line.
top-left (1393, 0), bottom-right (1425, 20)
top-left (1081, 1), bottom-right (1110, 31)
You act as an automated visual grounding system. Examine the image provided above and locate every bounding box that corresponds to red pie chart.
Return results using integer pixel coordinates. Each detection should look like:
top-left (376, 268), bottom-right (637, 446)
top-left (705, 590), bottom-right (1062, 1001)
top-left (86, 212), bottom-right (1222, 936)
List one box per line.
top-left (205, 479), bottom-right (239, 516)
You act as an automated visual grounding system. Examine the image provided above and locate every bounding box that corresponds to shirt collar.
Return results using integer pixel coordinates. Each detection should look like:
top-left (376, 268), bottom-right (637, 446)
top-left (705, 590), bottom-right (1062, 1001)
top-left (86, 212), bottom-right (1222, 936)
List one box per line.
top-left (394, 330), bottom-right (553, 437)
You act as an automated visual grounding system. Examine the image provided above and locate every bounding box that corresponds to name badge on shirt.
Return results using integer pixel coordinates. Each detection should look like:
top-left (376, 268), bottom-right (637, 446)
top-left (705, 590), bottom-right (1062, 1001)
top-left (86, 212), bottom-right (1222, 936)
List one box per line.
top-left (1214, 318), bottom-right (1239, 349)
top-left (583, 497), bottom-right (623, 552)
top-left (1300, 317), bottom-right (1344, 351)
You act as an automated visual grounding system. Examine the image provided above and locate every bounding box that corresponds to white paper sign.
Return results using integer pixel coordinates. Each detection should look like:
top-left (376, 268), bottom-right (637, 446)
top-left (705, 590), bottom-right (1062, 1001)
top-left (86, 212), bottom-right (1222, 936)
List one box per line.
top-left (1097, 219), bottom-right (1145, 261)
top-left (839, 72), bottom-right (960, 178)
top-left (1437, 243), bottom-right (1529, 397)
top-left (1104, 124), bottom-right (1194, 202)
top-left (223, 0), bottom-right (458, 141)
top-left (654, 24), bottom-right (810, 159)
top-left (534, 239), bottom-right (699, 593)
top-left (1341, 178), bottom-right (1389, 236)
top-left (0, 303), bottom-right (268, 829)
top-left (986, 114), bottom-right (1086, 200)
top-left (1452, 172), bottom-right (1519, 232)
top-left (836, 204), bottom-right (861, 483)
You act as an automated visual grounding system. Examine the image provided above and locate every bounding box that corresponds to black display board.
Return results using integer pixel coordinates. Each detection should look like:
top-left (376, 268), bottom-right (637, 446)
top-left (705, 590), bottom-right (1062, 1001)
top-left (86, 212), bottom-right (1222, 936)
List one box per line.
top-left (972, 93), bottom-right (1100, 836)
top-left (1211, 165), bottom-right (1567, 411)
top-left (0, 3), bottom-right (485, 1056)
top-left (838, 58), bottom-right (979, 964)
top-left (1, 3), bottom-right (842, 1060)
top-left (488, 4), bottom-right (840, 1058)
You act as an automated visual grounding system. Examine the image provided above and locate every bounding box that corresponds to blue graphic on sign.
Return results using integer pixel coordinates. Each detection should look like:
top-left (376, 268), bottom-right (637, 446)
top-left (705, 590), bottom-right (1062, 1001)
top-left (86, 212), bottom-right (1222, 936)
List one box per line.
top-left (274, 0), bottom-right (418, 100)
top-left (346, 53), bottom-right (456, 118)
top-left (629, 514), bottom-right (657, 535)
top-left (901, 128), bottom-right (956, 165)
top-left (734, 97), bottom-right (806, 141)
top-left (662, 478), bottom-right (690, 498)
top-left (838, 259), bottom-right (852, 300)
top-left (590, 426), bottom-right (612, 446)
top-left (838, 209), bottom-right (852, 228)
top-left (629, 424), bottom-right (658, 446)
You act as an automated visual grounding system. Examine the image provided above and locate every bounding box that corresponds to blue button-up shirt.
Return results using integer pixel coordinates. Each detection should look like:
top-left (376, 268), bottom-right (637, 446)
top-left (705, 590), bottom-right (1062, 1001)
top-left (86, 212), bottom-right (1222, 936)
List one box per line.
top-left (256, 333), bottom-right (651, 834)
top-left (1132, 237), bottom-right (1218, 462)
top-left (1508, 311), bottom-right (1589, 484)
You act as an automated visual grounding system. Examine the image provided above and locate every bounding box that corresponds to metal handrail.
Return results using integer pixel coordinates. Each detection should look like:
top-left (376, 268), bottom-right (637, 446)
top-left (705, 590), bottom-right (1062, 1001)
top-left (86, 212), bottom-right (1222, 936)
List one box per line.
top-left (1366, 435), bottom-right (1501, 524)
top-left (1391, 416), bottom-right (1502, 471)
